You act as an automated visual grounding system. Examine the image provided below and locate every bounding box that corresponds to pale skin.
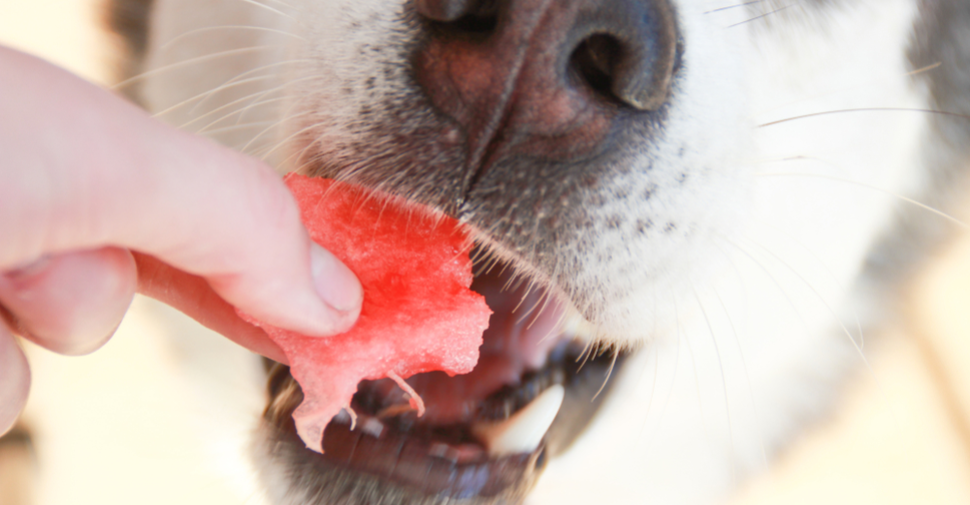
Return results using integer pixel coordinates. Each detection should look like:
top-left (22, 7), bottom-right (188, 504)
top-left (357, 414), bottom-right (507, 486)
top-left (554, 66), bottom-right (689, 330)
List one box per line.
top-left (0, 46), bottom-right (364, 436)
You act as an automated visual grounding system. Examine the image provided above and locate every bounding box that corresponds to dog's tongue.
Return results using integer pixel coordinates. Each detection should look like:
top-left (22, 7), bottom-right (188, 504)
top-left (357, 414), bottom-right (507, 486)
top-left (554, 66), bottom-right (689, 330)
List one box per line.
top-left (363, 268), bottom-right (566, 424)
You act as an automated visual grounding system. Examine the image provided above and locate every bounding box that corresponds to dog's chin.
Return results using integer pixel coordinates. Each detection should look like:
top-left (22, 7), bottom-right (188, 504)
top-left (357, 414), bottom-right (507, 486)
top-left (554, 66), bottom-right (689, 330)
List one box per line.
top-left (252, 256), bottom-right (629, 505)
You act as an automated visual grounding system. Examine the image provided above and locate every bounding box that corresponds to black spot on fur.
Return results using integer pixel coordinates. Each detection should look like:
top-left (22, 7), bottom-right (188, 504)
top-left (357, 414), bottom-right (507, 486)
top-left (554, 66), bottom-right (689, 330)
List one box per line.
top-left (636, 218), bottom-right (654, 234)
top-left (642, 184), bottom-right (657, 200)
top-left (606, 215), bottom-right (624, 230)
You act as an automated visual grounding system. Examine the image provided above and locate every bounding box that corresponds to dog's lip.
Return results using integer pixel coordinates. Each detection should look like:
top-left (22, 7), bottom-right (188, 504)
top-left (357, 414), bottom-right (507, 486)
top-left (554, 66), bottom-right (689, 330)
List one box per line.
top-left (316, 414), bottom-right (544, 500)
top-left (265, 338), bottom-right (624, 502)
top-left (258, 246), bottom-right (623, 503)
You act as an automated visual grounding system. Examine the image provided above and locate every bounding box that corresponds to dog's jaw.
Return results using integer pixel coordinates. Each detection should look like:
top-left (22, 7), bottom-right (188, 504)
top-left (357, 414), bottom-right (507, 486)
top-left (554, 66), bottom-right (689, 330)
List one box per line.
top-left (133, 0), bottom-right (950, 503)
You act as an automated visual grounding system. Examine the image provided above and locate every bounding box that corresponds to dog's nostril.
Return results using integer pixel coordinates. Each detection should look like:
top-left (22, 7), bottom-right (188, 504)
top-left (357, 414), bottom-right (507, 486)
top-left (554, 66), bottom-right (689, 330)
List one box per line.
top-left (570, 34), bottom-right (623, 103)
top-left (570, 1), bottom-right (679, 111)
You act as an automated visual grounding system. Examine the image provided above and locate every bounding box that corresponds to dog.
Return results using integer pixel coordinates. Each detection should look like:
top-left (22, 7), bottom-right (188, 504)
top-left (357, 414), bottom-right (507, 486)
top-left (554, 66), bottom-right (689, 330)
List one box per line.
top-left (94, 0), bottom-right (970, 503)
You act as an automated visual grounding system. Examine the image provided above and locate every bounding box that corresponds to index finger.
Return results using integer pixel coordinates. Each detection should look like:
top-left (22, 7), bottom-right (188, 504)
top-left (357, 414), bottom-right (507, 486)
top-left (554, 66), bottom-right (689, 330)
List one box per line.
top-left (133, 252), bottom-right (288, 364)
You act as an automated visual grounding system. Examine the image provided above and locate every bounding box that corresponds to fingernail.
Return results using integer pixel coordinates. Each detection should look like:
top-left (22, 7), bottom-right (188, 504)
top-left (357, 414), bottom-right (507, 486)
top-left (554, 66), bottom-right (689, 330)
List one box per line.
top-left (309, 243), bottom-right (362, 313)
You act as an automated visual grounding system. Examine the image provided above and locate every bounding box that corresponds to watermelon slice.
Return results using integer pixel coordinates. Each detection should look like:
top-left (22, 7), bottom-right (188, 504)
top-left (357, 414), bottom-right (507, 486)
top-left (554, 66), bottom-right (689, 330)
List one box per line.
top-left (244, 174), bottom-right (491, 453)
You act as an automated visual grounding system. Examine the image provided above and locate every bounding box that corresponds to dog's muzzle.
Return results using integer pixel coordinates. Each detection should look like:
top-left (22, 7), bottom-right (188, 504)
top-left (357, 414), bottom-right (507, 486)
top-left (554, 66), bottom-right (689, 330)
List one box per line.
top-left (259, 1), bottom-right (681, 503)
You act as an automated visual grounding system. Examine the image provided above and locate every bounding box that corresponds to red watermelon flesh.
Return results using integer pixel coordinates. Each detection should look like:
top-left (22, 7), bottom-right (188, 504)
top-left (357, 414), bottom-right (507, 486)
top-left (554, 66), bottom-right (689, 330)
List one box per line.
top-left (245, 174), bottom-right (491, 453)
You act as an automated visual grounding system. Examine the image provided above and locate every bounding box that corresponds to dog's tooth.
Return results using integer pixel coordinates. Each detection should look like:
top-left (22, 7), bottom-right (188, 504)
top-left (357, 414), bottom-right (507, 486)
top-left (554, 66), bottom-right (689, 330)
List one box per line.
top-left (473, 384), bottom-right (565, 457)
top-left (332, 409), bottom-right (352, 425)
top-left (361, 417), bottom-right (384, 438)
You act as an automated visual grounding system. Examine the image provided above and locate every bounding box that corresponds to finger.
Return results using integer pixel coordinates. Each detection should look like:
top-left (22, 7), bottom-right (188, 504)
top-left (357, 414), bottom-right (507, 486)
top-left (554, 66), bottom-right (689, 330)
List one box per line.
top-left (0, 247), bottom-right (136, 356)
top-left (0, 46), bottom-right (362, 337)
top-left (0, 326), bottom-right (30, 437)
top-left (133, 253), bottom-right (288, 364)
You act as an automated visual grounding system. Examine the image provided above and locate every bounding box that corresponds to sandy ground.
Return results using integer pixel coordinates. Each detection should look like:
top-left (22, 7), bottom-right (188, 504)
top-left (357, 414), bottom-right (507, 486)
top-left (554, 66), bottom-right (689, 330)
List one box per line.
top-left (2, 1), bottom-right (970, 504)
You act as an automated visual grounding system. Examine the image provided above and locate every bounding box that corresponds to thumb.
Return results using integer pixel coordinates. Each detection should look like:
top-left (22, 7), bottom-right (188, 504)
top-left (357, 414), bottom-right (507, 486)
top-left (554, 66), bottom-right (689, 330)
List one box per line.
top-left (0, 46), bottom-right (362, 338)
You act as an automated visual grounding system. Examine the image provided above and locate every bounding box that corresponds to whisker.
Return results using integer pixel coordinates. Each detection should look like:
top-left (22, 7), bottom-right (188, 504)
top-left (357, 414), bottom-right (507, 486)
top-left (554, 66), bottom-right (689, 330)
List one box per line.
top-left (748, 216), bottom-right (867, 349)
top-left (502, 268), bottom-right (527, 294)
top-left (575, 340), bottom-right (595, 371)
top-left (727, 3), bottom-right (791, 28)
top-left (759, 107), bottom-right (970, 128)
top-left (200, 121), bottom-right (277, 136)
top-left (200, 96), bottom-right (290, 134)
top-left (235, 0), bottom-right (295, 20)
top-left (734, 234), bottom-right (874, 374)
top-left (637, 344), bottom-right (660, 427)
top-left (705, 0), bottom-right (769, 15)
top-left (254, 120), bottom-right (325, 161)
top-left (711, 286), bottom-right (769, 469)
top-left (639, 311), bottom-right (681, 446)
top-left (908, 61), bottom-right (943, 77)
top-left (238, 109), bottom-right (314, 155)
top-left (527, 287), bottom-right (560, 334)
top-left (282, 133), bottom-right (328, 174)
top-left (751, 62), bottom-right (943, 119)
top-left (754, 169), bottom-right (970, 229)
top-left (112, 45), bottom-right (285, 90)
top-left (194, 58), bottom-right (312, 110)
top-left (690, 283), bottom-right (734, 472)
top-left (174, 60), bottom-right (313, 127)
top-left (591, 346), bottom-right (620, 401)
top-left (718, 236), bottom-right (808, 329)
top-left (152, 74), bottom-right (278, 121)
top-left (510, 277), bottom-right (540, 316)
top-left (680, 295), bottom-right (716, 451)
top-left (159, 25), bottom-right (307, 52)
top-left (251, 0), bottom-right (297, 9)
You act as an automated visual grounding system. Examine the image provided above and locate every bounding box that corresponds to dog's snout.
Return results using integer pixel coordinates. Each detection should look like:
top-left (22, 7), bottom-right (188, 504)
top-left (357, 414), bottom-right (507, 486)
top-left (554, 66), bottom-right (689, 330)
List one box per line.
top-left (414, 0), bottom-right (679, 170)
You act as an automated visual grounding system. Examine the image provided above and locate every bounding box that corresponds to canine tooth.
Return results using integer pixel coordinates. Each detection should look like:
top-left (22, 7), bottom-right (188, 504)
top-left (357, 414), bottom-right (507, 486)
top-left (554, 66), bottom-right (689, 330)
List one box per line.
top-left (473, 384), bottom-right (565, 457)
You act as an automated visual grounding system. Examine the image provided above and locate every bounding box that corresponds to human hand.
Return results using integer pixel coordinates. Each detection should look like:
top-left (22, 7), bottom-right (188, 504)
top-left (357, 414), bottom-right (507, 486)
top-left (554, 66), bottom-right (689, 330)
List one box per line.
top-left (0, 46), bottom-right (363, 436)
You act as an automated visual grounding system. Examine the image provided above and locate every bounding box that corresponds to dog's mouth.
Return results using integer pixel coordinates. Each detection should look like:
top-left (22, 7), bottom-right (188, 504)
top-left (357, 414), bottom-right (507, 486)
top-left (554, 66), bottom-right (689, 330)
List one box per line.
top-left (260, 259), bottom-right (628, 504)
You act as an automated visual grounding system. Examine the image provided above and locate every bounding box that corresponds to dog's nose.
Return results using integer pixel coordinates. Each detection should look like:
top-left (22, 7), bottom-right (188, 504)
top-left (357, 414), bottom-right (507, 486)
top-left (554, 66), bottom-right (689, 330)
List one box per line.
top-left (415, 0), bottom-right (677, 110)
top-left (413, 0), bottom-right (679, 167)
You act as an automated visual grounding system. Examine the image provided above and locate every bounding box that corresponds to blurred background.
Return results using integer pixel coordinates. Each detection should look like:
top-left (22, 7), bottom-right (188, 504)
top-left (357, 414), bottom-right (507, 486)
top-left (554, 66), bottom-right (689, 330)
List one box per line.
top-left (1, 1), bottom-right (970, 504)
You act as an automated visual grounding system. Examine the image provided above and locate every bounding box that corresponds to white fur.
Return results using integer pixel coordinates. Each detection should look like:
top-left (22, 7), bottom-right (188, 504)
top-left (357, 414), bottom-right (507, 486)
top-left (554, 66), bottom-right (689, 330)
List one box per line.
top-left (135, 0), bottom-right (935, 503)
